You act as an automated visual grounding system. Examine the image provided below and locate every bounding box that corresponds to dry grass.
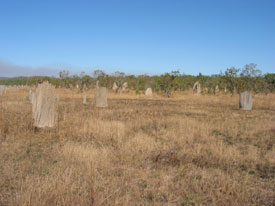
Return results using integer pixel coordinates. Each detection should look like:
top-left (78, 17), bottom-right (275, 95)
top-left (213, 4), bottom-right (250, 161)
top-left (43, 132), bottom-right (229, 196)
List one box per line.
top-left (0, 88), bottom-right (274, 206)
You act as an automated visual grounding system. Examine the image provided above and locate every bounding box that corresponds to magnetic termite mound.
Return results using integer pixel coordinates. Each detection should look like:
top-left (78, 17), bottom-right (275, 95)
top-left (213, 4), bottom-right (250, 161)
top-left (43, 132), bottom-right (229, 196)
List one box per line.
top-left (32, 82), bottom-right (58, 128)
top-left (239, 91), bottom-right (253, 110)
top-left (145, 88), bottom-right (153, 96)
top-left (193, 81), bottom-right (201, 94)
top-left (83, 92), bottom-right (87, 104)
top-left (112, 82), bottom-right (118, 91)
top-left (95, 87), bottom-right (108, 107)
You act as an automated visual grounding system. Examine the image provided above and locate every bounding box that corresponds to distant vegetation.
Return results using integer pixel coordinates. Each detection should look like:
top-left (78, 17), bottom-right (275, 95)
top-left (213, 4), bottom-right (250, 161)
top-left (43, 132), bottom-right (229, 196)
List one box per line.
top-left (1, 63), bottom-right (274, 95)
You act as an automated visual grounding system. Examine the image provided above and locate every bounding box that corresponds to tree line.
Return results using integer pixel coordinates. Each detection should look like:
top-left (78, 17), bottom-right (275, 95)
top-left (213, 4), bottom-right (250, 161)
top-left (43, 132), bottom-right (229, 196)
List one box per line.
top-left (1, 63), bottom-right (274, 96)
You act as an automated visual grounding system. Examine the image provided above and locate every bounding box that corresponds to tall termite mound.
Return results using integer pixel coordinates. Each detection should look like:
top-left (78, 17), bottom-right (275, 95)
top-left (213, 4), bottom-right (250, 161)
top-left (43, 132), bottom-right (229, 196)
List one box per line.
top-left (83, 92), bottom-right (87, 104)
top-left (32, 82), bottom-right (58, 128)
top-left (239, 91), bottom-right (253, 110)
top-left (193, 81), bottom-right (201, 94)
top-left (145, 88), bottom-right (153, 96)
top-left (112, 82), bottom-right (118, 91)
top-left (95, 87), bottom-right (108, 107)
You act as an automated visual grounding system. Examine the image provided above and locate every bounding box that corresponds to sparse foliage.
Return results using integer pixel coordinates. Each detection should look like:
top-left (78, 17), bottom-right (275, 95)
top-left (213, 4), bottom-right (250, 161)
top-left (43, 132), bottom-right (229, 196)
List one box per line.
top-left (0, 64), bottom-right (273, 95)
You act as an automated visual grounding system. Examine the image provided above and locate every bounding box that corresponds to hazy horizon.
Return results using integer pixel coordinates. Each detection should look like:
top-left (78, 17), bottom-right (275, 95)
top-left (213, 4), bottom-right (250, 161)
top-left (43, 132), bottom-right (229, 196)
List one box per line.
top-left (1, 59), bottom-right (273, 78)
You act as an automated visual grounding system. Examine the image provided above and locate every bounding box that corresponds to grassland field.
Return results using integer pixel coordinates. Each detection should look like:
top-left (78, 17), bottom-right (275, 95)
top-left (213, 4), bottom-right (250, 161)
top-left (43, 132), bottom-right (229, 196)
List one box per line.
top-left (0, 87), bottom-right (274, 206)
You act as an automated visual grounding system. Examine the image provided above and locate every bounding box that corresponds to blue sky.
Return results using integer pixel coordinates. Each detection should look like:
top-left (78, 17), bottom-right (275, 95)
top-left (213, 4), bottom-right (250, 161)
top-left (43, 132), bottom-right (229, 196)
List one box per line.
top-left (0, 0), bottom-right (274, 77)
